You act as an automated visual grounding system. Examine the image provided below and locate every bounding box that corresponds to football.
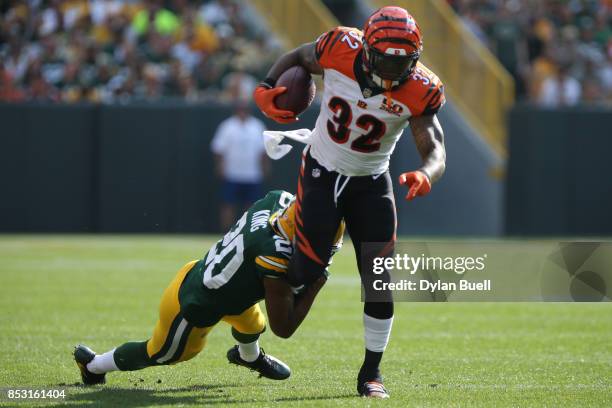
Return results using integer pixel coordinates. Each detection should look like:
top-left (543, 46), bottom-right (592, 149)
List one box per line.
top-left (274, 66), bottom-right (316, 116)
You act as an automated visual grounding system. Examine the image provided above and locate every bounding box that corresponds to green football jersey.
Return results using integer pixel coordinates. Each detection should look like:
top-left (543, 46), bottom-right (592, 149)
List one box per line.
top-left (179, 190), bottom-right (294, 327)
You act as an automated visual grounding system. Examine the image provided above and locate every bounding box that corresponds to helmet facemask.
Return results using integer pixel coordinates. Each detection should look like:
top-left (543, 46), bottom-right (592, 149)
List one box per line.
top-left (363, 41), bottom-right (420, 88)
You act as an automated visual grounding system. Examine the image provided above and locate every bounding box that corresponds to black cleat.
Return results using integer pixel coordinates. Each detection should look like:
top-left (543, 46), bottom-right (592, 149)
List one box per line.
top-left (226, 345), bottom-right (291, 380)
top-left (74, 344), bottom-right (106, 385)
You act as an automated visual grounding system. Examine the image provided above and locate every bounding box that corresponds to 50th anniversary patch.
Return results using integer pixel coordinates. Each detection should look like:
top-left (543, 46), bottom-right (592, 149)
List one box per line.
top-left (360, 242), bottom-right (612, 302)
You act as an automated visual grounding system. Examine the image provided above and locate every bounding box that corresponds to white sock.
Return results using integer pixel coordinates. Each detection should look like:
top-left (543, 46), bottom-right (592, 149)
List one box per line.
top-left (238, 340), bottom-right (260, 363)
top-left (363, 314), bottom-right (394, 352)
top-left (86, 349), bottom-right (119, 374)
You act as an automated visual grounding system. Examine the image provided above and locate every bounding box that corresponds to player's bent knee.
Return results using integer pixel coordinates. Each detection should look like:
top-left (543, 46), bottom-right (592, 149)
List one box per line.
top-left (222, 304), bottom-right (266, 335)
top-left (148, 324), bottom-right (213, 366)
top-left (176, 325), bottom-right (214, 363)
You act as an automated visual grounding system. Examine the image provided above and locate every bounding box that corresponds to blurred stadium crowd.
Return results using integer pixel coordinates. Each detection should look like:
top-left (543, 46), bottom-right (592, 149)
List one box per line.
top-left (449, 0), bottom-right (612, 106)
top-left (1, 0), bottom-right (610, 107)
top-left (0, 0), bottom-right (281, 103)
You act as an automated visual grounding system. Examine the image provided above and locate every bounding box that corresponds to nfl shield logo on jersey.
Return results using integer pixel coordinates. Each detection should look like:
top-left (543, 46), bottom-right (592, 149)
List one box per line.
top-left (312, 168), bottom-right (321, 178)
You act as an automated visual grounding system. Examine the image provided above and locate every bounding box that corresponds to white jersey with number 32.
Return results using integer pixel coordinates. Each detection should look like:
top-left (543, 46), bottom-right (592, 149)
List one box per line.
top-left (308, 27), bottom-right (445, 176)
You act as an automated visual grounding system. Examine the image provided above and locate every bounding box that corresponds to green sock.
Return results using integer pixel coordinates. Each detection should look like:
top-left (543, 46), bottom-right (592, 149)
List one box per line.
top-left (231, 327), bottom-right (262, 344)
top-left (113, 341), bottom-right (154, 371)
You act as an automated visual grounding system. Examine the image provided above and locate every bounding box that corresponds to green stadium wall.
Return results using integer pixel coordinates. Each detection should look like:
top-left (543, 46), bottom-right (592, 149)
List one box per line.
top-left (2, 102), bottom-right (609, 236)
top-left (0, 103), bottom-right (308, 233)
top-left (506, 105), bottom-right (612, 236)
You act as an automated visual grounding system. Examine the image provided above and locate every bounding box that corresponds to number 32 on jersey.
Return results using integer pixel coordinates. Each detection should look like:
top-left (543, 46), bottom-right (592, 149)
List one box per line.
top-left (327, 96), bottom-right (387, 153)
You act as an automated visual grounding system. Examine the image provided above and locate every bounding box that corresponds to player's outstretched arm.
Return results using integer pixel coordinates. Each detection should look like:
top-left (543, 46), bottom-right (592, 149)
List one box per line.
top-left (410, 114), bottom-right (446, 183)
top-left (263, 276), bottom-right (326, 339)
top-left (399, 114), bottom-right (447, 200)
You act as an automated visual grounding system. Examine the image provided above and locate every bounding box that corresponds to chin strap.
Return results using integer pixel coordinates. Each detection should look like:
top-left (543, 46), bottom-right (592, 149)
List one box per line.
top-left (370, 72), bottom-right (400, 90)
top-left (367, 72), bottom-right (396, 108)
top-left (383, 79), bottom-right (393, 108)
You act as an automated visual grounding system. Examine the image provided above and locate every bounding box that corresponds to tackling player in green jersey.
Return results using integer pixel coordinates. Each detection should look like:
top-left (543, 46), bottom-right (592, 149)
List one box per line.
top-left (74, 190), bottom-right (344, 384)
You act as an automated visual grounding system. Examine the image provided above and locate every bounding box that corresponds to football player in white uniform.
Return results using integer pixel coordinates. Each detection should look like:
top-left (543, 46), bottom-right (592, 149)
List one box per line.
top-left (253, 6), bottom-right (447, 398)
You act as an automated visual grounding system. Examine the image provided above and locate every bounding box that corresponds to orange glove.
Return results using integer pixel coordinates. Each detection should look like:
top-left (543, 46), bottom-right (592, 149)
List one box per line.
top-left (398, 171), bottom-right (431, 201)
top-left (253, 85), bottom-right (298, 124)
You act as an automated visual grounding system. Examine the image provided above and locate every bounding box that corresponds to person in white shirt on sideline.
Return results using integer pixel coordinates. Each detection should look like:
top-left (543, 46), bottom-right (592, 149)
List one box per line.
top-left (538, 64), bottom-right (582, 107)
top-left (211, 100), bottom-right (269, 230)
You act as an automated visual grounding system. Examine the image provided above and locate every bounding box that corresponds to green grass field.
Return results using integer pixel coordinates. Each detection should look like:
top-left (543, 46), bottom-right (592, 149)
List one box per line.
top-left (0, 235), bottom-right (610, 407)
